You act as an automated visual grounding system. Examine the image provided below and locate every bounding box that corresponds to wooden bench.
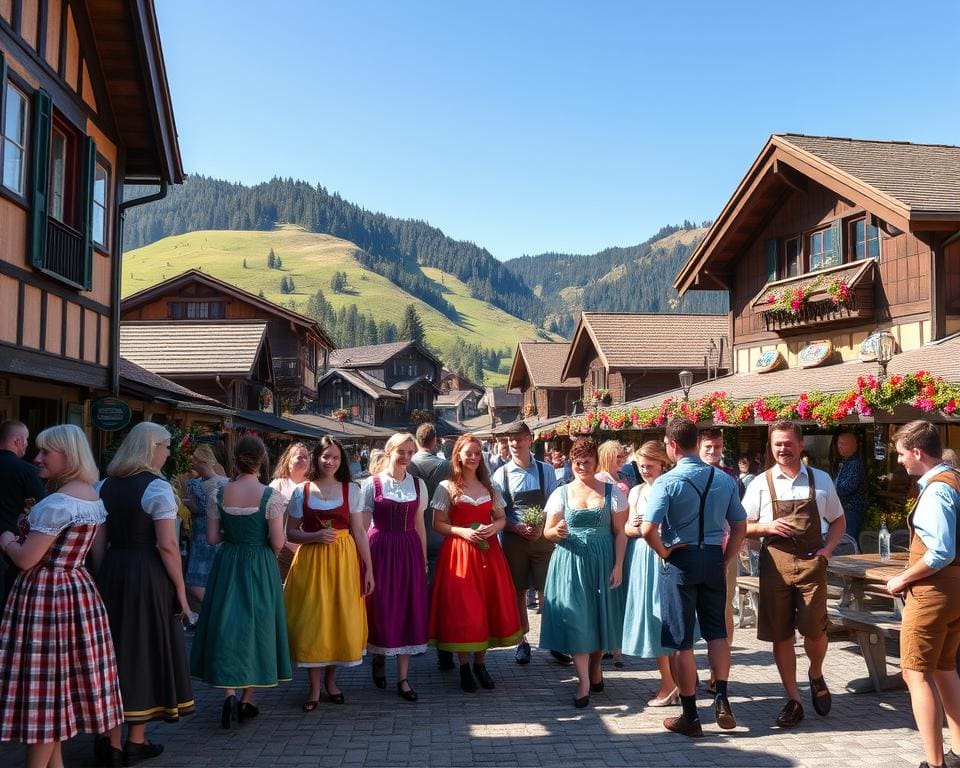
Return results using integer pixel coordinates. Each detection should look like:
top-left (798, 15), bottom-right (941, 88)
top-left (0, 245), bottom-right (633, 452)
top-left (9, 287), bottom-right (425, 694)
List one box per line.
top-left (827, 606), bottom-right (902, 693)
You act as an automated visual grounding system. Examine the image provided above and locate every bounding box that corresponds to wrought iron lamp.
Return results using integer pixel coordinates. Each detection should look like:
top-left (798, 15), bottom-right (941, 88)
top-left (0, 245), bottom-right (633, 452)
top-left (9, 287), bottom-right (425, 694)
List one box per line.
top-left (875, 331), bottom-right (896, 383)
top-left (678, 370), bottom-right (694, 401)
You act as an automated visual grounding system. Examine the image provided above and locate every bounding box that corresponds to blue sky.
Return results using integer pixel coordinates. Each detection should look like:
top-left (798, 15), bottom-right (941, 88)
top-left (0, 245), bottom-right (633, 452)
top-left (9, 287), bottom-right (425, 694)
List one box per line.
top-left (156, 0), bottom-right (960, 260)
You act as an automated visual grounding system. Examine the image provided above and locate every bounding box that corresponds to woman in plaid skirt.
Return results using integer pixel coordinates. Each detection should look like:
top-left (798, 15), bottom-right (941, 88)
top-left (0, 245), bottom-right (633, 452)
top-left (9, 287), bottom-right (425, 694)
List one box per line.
top-left (0, 425), bottom-right (123, 767)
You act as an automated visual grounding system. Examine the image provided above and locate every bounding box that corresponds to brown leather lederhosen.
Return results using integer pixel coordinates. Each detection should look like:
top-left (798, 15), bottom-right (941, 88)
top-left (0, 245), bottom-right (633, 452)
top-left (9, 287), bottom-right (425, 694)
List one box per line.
top-left (757, 468), bottom-right (829, 642)
top-left (901, 468), bottom-right (960, 672)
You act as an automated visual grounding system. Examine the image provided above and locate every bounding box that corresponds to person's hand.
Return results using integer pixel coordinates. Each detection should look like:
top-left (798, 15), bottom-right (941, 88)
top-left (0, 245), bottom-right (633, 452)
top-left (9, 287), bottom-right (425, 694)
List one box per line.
top-left (886, 574), bottom-right (909, 597)
top-left (630, 512), bottom-right (643, 528)
top-left (766, 519), bottom-right (795, 538)
top-left (474, 523), bottom-right (496, 539)
top-left (459, 527), bottom-right (483, 545)
top-left (815, 546), bottom-right (832, 560)
top-left (318, 528), bottom-right (338, 544)
top-left (660, 542), bottom-right (687, 560)
top-left (516, 523), bottom-right (537, 540)
top-left (555, 519), bottom-right (569, 540)
top-left (609, 564), bottom-right (623, 589)
top-left (0, 531), bottom-right (14, 549)
top-left (363, 571), bottom-right (375, 596)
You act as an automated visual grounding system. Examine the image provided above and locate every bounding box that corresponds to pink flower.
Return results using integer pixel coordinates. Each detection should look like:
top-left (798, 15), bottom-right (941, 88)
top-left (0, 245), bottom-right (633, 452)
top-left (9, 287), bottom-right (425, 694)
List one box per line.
top-left (947, 400), bottom-right (957, 414)
top-left (913, 397), bottom-right (936, 412)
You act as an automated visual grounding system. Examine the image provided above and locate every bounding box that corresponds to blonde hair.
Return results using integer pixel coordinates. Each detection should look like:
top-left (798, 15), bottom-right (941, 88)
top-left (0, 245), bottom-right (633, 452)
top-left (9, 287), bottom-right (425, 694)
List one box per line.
top-left (383, 432), bottom-right (416, 463)
top-left (597, 440), bottom-right (623, 475)
top-left (638, 440), bottom-right (671, 471)
top-left (107, 422), bottom-right (171, 478)
top-left (192, 443), bottom-right (226, 476)
top-left (36, 424), bottom-right (99, 485)
top-left (368, 449), bottom-right (386, 475)
top-left (272, 441), bottom-right (309, 480)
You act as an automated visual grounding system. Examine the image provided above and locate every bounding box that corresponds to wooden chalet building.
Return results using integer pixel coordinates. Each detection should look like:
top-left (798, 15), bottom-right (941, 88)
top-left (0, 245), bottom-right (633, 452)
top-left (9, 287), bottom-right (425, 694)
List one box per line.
top-left (121, 269), bottom-right (334, 409)
top-left (0, 0), bottom-right (182, 436)
top-left (483, 386), bottom-right (522, 426)
top-left (119, 320), bottom-right (278, 414)
top-left (439, 368), bottom-right (482, 395)
top-left (507, 341), bottom-right (581, 419)
top-left (434, 388), bottom-right (482, 424)
top-left (674, 134), bottom-right (960, 377)
top-left (319, 340), bottom-right (442, 427)
top-left (560, 312), bottom-right (729, 406)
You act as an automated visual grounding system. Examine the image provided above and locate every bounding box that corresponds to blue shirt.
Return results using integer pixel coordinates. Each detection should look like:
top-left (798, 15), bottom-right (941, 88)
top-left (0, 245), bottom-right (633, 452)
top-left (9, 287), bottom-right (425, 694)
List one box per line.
top-left (491, 458), bottom-right (559, 525)
top-left (645, 455), bottom-right (747, 547)
top-left (914, 463), bottom-right (960, 570)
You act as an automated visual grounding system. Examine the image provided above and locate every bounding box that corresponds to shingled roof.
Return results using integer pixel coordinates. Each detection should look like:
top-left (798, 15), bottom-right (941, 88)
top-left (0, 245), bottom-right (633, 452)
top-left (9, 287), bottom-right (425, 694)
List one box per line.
top-left (561, 313), bottom-right (729, 382)
top-left (329, 341), bottom-right (440, 368)
top-left (120, 321), bottom-right (268, 376)
top-left (318, 368), bottom-right (402, 400)
top-left (507, 342), bottom-right (581, 391)
top-left (119, 358), bottom-right (222, 404)
top-left (779, 134), bottom-right (960, 214)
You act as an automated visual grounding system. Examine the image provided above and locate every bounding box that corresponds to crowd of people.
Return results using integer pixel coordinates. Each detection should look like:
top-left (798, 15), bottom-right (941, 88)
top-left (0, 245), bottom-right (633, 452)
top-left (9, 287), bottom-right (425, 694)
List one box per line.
top-left (0, 415), bottom-right (958, 768)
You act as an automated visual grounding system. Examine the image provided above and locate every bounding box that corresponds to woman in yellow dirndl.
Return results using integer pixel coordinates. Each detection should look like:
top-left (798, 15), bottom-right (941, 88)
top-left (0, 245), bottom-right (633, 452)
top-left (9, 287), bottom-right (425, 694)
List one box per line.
top-left (284, 437), bottom-right (375, 709)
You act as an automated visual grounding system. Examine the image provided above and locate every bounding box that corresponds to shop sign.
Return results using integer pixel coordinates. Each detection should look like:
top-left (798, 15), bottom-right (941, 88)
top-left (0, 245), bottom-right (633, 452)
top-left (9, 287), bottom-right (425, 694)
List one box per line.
top-left (91, 397), bottom-right (131, 432)
top-left (754, 349), bottom-right (785, 374)
top-left (259, 387), bottom-right (274, 413)
top-left (860, 332), bottom-right (897, 362)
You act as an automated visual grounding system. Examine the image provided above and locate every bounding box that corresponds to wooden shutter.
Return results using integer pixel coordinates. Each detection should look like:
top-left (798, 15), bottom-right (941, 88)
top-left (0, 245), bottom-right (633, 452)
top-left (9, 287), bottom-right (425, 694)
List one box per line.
top-left (28, 89), bottom-right (52, 269)
top-left (830, 219), bottom-right (843, 266)
top-left (765, 239), bottom-right (778, 281)
top-left (80, 136), bottom-right (96, 289)
top-left (0, 52), bottom-right (6, 128)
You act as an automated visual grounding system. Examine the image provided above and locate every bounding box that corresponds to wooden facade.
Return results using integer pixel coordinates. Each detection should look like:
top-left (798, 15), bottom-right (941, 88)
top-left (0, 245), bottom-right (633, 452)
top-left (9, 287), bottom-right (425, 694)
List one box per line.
top-left (675, 135), bottom-right (960, 376)
top-left (0, 0), bottom-right (182, 439)
top-left (121, 269), bottom-right (334, 409)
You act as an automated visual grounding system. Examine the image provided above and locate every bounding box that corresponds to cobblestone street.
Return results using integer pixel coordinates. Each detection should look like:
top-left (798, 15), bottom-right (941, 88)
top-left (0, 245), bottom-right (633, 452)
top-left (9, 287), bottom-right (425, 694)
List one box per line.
top-left (2, 611), bottom-right (930, 767)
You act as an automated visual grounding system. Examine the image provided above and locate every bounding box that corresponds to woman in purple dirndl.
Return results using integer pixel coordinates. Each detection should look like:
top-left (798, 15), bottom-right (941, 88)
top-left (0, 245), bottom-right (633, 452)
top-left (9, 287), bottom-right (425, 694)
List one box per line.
top-left (361, 432), bottom-right (428, 701)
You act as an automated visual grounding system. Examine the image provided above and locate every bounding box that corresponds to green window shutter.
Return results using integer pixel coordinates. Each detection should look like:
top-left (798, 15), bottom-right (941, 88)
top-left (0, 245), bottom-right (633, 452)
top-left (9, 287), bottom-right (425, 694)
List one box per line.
top-left (830, 219), bottom-right (843, 265)
top-left (28, 89), bottom-right (52, 269)
top-left (0, 52), bottom-right (7, 122)
top-left (80, 136), bottom-right (96, 289)
top-left (765, 239), bottom-right (778, 281)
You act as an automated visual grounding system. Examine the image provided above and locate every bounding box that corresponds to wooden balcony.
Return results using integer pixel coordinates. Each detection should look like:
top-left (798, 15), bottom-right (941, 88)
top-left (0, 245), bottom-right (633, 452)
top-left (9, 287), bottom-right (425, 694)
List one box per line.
top-left (752, 260), bottom-right (875, 336)
top-left (273, 356), bottom-right (300, 384)
top-left (45, 219), bottom-right (85, 287)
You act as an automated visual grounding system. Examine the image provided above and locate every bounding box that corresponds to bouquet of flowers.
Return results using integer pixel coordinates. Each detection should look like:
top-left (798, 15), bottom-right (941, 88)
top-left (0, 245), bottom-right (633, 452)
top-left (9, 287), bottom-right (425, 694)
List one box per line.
top-left (520, 505), bottom-right (546, 533)
top-left (469, 522), bottom-right (490, 550)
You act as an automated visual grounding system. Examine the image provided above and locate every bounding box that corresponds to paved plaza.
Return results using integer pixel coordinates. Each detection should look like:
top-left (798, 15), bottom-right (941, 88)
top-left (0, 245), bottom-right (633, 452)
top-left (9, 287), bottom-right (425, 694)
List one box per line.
top-left (1, 611), bottom-right (931, 767)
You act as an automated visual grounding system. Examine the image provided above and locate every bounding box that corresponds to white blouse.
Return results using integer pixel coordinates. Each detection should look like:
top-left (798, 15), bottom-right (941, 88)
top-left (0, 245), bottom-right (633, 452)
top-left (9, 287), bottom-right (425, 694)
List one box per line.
top-left (431, 481), bottom-right (505, 511)
top-left (286, 482), bottom-right (363, 519)
top-left (269, 476), bottom-right (300, 502)
top-left (27, 493), bottom-right (106, 535)
top-left (95, 477), bottom-right (177, 521)
top-left (207, 487), bottom-right (286, 520)
top-left (360, 472), bottom-right (428, 516)
top-left (544, 483), bottom-right (629, 518)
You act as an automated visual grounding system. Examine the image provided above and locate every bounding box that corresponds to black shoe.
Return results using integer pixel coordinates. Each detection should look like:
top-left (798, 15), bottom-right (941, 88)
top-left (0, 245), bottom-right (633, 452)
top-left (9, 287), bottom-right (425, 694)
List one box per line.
top-left (372, 655), bottom-right (387, 689)
top-left (776, 698), bottom-right (804, 728)
top-left (515, 640), bottom-right (531, 665)
top-left (94, 737), bottom-right (122, 768)
top-left (397, 679), bottom-right (418, 702)
top-left (808, 675), bottom-right (832, 716)
top-left (574, 694), bottom-right (590, 709)
top-left (123, 740), bottom-right (164, 766)
top-left (473, 664), bottom-right (495, 690)
top-left (549, 649), bottom-right (573, 665)
top-left (714, 694), bottom-right (737, 729)
top-left (945, 750), bottom-right (960, 768)
top-left (220, 695), bottom-right (237, 729)
top-left (437, 649), bottom-right (455, 671)
top-left (590, 677), bottom-right (604, 693)
top-left (237, 701), bottom-right (260, 721)
top-left (459, 664), bottom-right (478, 692)
top-left (325, 690), bottom-right (345, 705)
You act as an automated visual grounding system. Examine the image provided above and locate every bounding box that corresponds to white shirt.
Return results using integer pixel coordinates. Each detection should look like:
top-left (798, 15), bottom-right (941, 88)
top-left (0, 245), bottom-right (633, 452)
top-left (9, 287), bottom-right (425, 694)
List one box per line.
top-left (544, 482), bottom-right (629, 518)
top-left (96, 477), bottom-right (177, 521)
top-left (286, 482), bottom-right (362, 519)
top-left (741, 465), bottom-right (844, 525)
top-left (360, 472), bottom-right (428, 516)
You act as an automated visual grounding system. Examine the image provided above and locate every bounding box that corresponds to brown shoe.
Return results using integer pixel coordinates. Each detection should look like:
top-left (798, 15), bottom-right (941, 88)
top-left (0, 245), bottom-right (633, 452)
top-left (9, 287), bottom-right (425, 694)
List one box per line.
top-left (775, 699), bottom-right (804, 728)
top-left (663, 715), bottom-right (703, 738)
top-left (714, 694), bottom-right (737, 730)
top-left (808, 675), bottom-right (831, 716)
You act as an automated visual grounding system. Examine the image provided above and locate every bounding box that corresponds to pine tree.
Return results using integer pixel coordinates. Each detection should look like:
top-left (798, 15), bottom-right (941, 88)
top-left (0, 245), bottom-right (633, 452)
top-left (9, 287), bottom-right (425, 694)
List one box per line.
top-left (275, 255), bottom-right (283, 269)
top-left (243, 258), bottom-right (248, 269)
top-left (258, 289), bottom-right (265, 298)
top-left (399, 304), bottom-right (424, 345)
top-left (267, 248), bottom-right (276, 269)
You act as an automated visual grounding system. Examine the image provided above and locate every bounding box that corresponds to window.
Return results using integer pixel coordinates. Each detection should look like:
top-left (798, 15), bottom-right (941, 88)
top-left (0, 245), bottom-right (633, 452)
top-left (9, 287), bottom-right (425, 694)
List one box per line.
top-left (850, 217), bottom-right (880, 260)
top-left (168, 301), bottom-right (226, 320)
top-left (784, 237), bottom-right (800, 278)
top-left (92, 161), bottom-right (108, 248)
top-left (808, 227), bottom-right (839, 270)
top-left (1, 82), bottom-right (28, 196)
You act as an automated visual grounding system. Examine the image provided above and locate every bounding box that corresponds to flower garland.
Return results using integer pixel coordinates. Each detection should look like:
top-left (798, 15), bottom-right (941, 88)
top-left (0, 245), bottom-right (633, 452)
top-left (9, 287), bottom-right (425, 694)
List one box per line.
top-left (409, 408), bottom-right (435, 424)
top-left (763, 276), bottom-right (853, 316)
top-left (330, 408), bottom-right (349, 423)
top-left (537, 371), bottom-right (960, 439)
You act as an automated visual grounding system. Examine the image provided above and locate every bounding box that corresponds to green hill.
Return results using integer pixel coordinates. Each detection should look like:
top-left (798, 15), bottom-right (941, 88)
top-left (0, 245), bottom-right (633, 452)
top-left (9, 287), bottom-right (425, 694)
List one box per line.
top-left (122, 225), bottom-right (551, 374)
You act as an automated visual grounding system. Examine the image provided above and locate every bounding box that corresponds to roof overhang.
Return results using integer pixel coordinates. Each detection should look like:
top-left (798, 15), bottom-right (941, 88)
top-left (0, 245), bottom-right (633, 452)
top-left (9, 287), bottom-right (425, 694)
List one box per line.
top-left (506, 344), bottom-right (528, 391)
top-left (674, 135), bottom-right (931, 297)
top-left (561, 314), bottom-right (607, 382)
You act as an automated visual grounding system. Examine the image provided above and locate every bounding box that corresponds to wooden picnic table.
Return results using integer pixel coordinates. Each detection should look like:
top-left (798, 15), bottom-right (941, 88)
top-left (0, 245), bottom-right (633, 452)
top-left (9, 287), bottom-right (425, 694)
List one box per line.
top-left (826, 553), bottom-right (908, 693)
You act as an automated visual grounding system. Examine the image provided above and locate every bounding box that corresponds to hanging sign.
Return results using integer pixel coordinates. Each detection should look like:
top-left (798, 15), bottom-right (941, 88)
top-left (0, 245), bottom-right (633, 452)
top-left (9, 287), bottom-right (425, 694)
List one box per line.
top-left (90, 397), bottom-right (131, 432)
top-left (874, 425), bottom-right (887, 461)
top-left (798, 339), bottom-right (833, 369)
top-left (860, 332), bottom-right (897, 363)
top-left (754, 349), bottom-right (785, 374)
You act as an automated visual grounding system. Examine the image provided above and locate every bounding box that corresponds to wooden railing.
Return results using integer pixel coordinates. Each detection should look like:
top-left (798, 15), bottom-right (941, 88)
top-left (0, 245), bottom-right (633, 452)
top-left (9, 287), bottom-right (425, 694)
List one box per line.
top-left (45, 219), bottom-right (85, 286)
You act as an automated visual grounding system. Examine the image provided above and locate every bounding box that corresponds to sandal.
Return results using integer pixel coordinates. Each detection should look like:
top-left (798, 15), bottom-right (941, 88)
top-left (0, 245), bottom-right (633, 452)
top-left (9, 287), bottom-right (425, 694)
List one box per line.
top-left (302, 699), bottom-right (319, 712)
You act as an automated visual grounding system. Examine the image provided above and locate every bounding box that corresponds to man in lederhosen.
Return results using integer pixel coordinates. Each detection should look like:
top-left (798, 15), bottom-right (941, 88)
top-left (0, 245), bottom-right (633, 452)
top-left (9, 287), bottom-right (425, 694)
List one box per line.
top-left (491, 422), bottom-right (570, 665)
top-left (887, 420), bottom-right (960, 768)
top-left (743, 420), bottom-right (846, 728)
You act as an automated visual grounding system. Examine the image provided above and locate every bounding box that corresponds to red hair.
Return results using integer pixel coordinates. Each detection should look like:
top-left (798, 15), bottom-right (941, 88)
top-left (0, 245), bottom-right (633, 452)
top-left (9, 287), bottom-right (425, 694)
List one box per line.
top-left (449, 433), bottom-right (496, 505)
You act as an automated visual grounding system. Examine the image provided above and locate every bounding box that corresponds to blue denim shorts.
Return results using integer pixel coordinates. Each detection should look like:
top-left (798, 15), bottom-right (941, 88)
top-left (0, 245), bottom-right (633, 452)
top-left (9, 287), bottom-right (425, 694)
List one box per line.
top-left (659, 545), bottom-right (727, 650)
